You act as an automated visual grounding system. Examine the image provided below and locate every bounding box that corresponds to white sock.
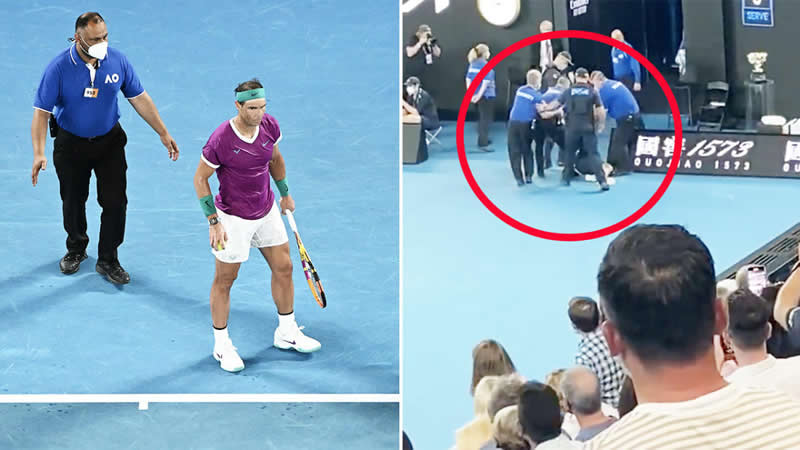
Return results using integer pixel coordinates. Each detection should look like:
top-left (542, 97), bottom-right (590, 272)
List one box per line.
top-left (278, 312), bottom-right (296, 331)
top-left (213, 327), bottom-right (229, 347)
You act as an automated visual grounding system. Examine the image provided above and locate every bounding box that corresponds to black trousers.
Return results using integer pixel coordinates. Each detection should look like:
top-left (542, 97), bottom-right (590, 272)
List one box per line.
top-left (507, 120), bottom-right (534, 182)
top-left (533, 119), bottom-right (565, 175)
top-left (476, 97), bottom-right (495, 147)
top-left (563, 129), bottom-right (606, 184)
top-left (52, 123), bottom-right (128, 263)
top-left (607, 113), bottom-right (643, 172)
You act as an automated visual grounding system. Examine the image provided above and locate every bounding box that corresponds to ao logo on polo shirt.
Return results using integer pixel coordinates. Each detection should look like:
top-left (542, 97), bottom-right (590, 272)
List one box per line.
top-left (104, 73), bottom-right (120, 84)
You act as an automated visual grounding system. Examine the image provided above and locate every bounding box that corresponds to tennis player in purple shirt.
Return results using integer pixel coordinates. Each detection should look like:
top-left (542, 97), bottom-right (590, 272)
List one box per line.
top-left (193, 79), bottom-right (320, 372)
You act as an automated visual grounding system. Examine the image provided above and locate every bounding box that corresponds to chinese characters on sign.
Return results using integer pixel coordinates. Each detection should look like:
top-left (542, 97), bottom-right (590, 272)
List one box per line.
top-left (629, 130), bottom-right (800, 178)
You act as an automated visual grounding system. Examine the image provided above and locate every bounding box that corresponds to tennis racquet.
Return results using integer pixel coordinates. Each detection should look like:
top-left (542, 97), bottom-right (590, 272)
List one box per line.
top-left (285, 210), bottom-right (326, 308)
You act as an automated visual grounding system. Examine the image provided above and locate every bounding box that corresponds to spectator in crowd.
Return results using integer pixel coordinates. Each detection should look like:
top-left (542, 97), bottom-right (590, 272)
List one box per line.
top-left (472, 339), bottom-right (516, 395)
top-left (466, 44), bottom-right (496, 151)
top-left (616, 375), bottom-right (637, 418)
top-left (507, 69), bottom-right (543, 186)
top-left (487, 374), bottom-right (527, 423)
top-left (561, 367), bottom-right (617, 442)
top-left (403, 431), bottom-right (413, 450)
top-left (568, 296), bottom-right (624, 407)
top-left (773, 247), bottom-right (800, 347)
top-left (589, 71), bottom-right (643, 177)
top-left (589, 224), bottom-right (800, 449)
top-left (735, 263), bottom-right (800, 357)
top-left (455, 374), bottom-right (501, 450)
top-left (724, 288), bottom-right (800, 401)
top-left (715, 278), bottom-right (739, 376)
top-left (492, 406), bottom-right (529, 450)
top-left (518, 382), bottom-right (577, 449)
top-left (544, 369), bottom-right (567, 411)
top-left (610, 29), bottom-right (641, 93)
top-left (534, 20), bottom-right (566, 72)
top-left (469, 373), bottom-right (527, 450)
top-left (405, 24), bottom-right (441, 86)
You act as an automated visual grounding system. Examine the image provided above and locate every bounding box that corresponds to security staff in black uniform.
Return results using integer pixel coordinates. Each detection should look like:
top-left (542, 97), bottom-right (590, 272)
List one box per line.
top-left (538, 68), bottom-right (609, 191)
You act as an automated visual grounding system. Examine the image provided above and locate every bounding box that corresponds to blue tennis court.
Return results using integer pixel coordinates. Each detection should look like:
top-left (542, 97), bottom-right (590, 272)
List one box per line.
top-left (0, 402), bottom-right (398, 449)
top-left (403, 118), bottom-right (800, 449)
top-left (0, 1), bottom-right (397, 394)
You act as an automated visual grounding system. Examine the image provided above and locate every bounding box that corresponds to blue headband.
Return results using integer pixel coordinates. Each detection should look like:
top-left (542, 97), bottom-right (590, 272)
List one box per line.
top-left (236, 88), bottom-right (265, 103)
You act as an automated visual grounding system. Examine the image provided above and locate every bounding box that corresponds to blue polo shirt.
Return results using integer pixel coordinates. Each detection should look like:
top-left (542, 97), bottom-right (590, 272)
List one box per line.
top-left (466, 59), bottom-right (496, 99)
top-left (34, 45), bottom-right (144, 138)
top-left (542, 86), bottom-right (565, 104)
top-left (611, 42), bottom-right (641, 83)
top-left (597, 79), bottom-right (639, 120)
top-left (508, 85), bottom-right (542, 122)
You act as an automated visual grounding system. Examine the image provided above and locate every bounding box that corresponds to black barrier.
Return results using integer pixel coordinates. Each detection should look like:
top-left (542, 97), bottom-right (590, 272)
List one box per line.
top-left (624, 129), bottom-right (800, 178)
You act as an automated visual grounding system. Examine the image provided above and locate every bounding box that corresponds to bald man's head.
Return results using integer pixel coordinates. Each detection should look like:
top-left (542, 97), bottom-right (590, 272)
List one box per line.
top-left (611, 29), bottom-right (624, 42)
top-left (561, 367), bottom-right (602, 416)
top-left (540, 20), bottom-right (553, 33)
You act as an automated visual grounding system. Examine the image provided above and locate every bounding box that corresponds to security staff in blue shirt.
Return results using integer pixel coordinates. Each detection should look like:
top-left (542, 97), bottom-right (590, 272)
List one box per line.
top-left (535, 76), bottom-right (570, 172)
top-left (466, 43), bottom-right (496, 151)
top-left (538, 68), bottom-right (609, 190)
top-left (610, 29), bottom-right (642, 93)
top-left (591, 71), bottom-right (644, 176)
top-left (507, 70), bottom-right (543, 186)
top-left (31, 12), bottom-right (179, 284)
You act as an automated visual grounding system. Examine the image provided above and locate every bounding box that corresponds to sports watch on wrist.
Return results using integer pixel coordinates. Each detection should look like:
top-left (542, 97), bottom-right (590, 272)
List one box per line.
top-left (208, 216), bottom-right (219, 226)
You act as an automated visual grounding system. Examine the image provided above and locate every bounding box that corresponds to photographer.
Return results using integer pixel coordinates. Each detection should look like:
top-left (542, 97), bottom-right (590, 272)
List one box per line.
top-left (406, 24), bottom-right (441, 81)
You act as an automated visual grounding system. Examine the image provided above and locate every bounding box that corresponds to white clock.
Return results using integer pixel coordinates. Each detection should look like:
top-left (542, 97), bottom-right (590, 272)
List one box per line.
top-left (477, 0), bottom-right (521, 27)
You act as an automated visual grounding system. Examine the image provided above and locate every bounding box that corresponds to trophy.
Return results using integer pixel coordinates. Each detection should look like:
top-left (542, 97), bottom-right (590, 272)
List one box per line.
top-left (747, 52), bottom-right (768, 83)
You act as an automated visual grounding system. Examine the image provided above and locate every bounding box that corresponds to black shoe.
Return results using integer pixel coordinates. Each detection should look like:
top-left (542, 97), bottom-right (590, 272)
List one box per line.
top-left (60, 252), bottom-right (88, 275)
top-left (537, 170), bottom-right (545, 178)
top-left (96, 260), bottom-right (131, 284)
top-left (600, 181), bottom-right (610, 191)
top-left (517, 179), bottom-right (525, 187)
top-left (525, 177), bottom-right (533, 184)
top-left (561, 178), bottom-right (571, 186)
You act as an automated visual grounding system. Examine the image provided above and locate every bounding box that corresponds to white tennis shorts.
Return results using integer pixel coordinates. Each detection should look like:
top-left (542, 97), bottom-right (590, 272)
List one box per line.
top-left (212, 202), bottom-right (289, 263)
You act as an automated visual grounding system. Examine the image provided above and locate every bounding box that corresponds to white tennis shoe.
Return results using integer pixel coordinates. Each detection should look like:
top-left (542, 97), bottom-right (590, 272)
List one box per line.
top-left (274, 325), bottom-right (321, 353)
top-left (213, 339), bottom-right (245, 372)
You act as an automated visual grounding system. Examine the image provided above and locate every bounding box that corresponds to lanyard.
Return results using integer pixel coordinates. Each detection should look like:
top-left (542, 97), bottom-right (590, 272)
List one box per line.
top-left (85, 63), bottom-right (96, 88)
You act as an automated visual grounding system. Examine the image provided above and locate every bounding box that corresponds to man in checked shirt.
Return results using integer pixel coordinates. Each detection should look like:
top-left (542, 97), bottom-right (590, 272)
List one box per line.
top-left (568, 296), bottom-right (625, 408)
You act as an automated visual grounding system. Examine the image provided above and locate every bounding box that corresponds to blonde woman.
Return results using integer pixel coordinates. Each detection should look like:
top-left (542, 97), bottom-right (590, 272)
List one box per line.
top-left (493, 405), bottom-right (530, 450)
top-left (453, 374), bottom-right (500, 450)
top-left (466, 43), bottom-right (496, 151)
top-left (472, 339), bottom-right (517, 395)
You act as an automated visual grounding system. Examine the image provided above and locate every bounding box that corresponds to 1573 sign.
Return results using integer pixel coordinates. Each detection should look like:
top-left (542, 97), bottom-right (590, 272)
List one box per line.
top-left (628, 130), bottom-right (800, 178)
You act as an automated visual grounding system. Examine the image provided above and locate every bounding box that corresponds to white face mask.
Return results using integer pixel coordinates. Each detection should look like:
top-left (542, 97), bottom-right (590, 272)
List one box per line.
top-left (406, 86), bottom-right (416, 96)
top-left (79, 36), bottom-right (108, 60)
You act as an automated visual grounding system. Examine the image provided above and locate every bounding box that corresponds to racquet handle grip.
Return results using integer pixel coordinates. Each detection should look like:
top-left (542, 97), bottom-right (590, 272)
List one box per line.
top-left (285, 210), bottom-right (298, 233)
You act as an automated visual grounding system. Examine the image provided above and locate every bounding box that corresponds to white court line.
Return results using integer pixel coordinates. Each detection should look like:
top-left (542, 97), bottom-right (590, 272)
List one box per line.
top-left (0, 394), bottom-right (399, 404)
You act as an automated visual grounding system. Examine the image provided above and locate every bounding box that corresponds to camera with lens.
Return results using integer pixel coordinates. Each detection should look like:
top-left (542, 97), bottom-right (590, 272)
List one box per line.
top-left (424, 32), bottom-right (437, 45)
